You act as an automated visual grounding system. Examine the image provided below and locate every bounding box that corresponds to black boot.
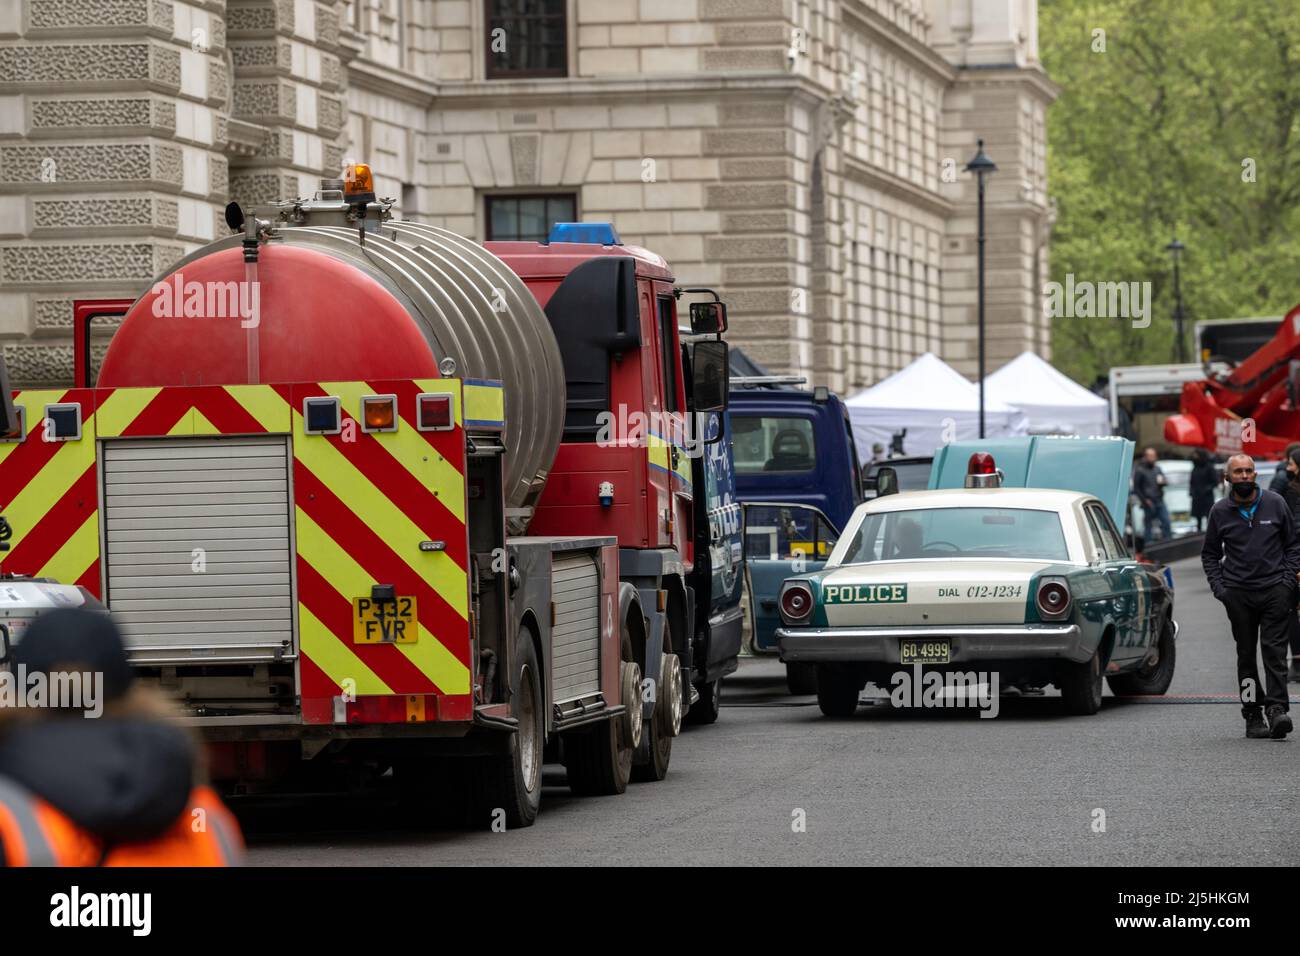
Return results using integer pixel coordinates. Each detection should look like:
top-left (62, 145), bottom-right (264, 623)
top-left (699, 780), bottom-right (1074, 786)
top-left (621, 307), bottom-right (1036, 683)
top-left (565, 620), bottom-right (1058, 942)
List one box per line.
top-left (1266, 704), bottom-right (1293, 740)
top-left (1245, 711), bottom-right (1271, 738)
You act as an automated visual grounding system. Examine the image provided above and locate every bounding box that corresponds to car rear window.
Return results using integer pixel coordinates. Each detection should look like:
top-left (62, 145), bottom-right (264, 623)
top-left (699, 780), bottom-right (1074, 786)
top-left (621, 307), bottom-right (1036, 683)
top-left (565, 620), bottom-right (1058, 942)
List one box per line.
top-left (844, 507), bottom-right (1069, 563)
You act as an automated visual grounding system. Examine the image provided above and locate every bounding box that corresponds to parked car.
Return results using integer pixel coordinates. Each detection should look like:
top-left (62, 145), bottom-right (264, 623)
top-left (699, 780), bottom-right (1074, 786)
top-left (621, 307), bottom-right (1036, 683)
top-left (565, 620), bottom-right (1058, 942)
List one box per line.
top-left (775, 438), bottom-right (1177, 717)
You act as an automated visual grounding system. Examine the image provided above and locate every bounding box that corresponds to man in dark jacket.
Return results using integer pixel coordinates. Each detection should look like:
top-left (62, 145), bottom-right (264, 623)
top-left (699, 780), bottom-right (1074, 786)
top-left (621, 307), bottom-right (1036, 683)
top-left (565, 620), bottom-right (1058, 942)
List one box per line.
top-left (1202, 454), bottom-right (1300, 739)
top-left (1134, 447), bottom-right (1172, 541)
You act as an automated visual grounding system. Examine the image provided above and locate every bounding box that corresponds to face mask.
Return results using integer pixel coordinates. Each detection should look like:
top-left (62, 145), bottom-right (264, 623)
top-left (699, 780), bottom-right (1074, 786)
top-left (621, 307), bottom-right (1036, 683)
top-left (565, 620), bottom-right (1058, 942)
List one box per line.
top-left (1232, 479), bottom-right (1256, 497)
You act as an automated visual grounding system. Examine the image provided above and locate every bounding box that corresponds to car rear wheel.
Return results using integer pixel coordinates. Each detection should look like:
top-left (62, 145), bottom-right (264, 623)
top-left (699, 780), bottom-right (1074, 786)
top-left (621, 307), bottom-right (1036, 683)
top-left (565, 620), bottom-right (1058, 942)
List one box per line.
top-left (1107, 616), bottom-right (1176, 697)
top-left (816, 665), bottom-right (861, 718)
top-left (1059, 646), bottom-right (1104, 716)
top-left (786, 661), bottom-right (818, 695)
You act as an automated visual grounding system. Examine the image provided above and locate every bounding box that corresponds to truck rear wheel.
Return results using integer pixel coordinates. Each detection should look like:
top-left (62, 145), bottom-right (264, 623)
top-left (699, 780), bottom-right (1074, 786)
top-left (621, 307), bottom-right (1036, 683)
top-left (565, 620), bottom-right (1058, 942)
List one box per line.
top-left (472, 632), bottom-right (544, 828)
top-left (565, 637), bottom-right (638, 796)
top-left (632, 650), bottom-right (680, 782)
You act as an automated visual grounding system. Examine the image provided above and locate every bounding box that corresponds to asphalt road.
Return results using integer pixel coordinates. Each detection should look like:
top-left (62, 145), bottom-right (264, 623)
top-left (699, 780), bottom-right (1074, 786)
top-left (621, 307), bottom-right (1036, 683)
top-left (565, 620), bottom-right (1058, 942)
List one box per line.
top-left (244, 556), bottom-right (1300, 866)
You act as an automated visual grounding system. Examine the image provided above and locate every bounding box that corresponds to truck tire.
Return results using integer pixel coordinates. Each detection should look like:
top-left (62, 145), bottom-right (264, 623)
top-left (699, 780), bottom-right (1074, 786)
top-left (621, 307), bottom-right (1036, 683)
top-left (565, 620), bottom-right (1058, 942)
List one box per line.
top-left (631, 651), bottom-right (680, 783)
top-left (1058, 646), bottom-right (1104, 716)
top-left (816, 665), bottom-right (861, 718)
top-left (1107, 615), bottom-right (1176, 697)
top-left (563, 716), bottom-right (631, 796)
top-left (686, 677), bottom-right (722, 725)
top-left (473, 632), bottom-right (544, 828)
top-left (565, 636), bottom-right (638, 796)
top-left (786, 661), bottom-right (818, 695)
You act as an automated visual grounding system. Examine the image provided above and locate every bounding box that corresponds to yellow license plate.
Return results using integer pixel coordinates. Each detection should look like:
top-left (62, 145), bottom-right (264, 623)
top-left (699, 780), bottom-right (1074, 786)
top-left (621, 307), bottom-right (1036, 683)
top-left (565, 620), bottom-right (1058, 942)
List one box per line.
top-left (900, 639), bottom-right (950, 664)
top-left (353, 596), bottom-right (418, 644)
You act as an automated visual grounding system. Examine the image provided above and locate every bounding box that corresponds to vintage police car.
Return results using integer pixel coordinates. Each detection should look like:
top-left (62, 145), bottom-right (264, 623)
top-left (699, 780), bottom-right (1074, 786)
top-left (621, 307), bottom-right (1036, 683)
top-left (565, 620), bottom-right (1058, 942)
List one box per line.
top-left (773, 441), bottom-right (1177, 718)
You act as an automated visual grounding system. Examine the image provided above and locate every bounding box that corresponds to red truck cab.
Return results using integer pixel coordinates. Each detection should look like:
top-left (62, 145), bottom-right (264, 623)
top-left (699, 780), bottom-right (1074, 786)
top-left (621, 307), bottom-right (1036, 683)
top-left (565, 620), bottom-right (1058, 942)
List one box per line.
top-left (489, 232), bottom-right (693, 567)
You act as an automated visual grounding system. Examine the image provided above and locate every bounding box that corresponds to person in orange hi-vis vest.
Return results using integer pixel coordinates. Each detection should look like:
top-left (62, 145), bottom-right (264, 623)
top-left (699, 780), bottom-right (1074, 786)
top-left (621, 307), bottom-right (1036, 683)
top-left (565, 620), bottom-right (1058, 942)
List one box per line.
top-left (0, 608), bottom-right (243, 866)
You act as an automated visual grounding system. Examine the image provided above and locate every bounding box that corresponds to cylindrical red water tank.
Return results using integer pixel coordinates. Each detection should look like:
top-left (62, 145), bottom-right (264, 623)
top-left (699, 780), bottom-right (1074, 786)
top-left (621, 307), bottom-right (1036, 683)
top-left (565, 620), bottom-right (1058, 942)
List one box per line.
top-left (100, 245), bottom-right (438, 386)
top-left (99, 219), bottom-right (566, 514)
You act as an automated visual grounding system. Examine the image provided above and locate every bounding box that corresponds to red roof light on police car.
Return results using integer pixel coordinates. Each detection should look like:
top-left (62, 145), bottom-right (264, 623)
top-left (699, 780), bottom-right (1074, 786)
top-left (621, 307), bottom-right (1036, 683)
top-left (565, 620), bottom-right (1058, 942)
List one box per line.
top-left (968, 452), bottom-right (997, 476)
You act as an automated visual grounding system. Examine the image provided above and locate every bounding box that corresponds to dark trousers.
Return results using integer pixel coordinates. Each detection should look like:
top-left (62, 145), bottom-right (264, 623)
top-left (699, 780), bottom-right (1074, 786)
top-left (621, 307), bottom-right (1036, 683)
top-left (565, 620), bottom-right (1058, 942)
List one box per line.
top-left (1290, 612), bottom-right (1300, 658)
top-left (1143, 501), bottom-right (1172, 541)
top-left (1222, 584), bottom-right (1292, 715)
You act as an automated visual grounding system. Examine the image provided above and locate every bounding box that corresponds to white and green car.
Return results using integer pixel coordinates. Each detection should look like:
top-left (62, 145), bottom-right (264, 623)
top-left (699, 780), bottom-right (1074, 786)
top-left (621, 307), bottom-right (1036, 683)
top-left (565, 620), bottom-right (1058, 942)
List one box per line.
top-left (775, 483), bottom-right (1177, 717)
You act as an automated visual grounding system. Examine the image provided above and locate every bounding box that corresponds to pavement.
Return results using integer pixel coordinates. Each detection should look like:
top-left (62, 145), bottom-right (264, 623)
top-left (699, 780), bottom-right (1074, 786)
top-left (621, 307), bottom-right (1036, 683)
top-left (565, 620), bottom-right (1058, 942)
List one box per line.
top-left (243, 555), bottom-right (1300, 866)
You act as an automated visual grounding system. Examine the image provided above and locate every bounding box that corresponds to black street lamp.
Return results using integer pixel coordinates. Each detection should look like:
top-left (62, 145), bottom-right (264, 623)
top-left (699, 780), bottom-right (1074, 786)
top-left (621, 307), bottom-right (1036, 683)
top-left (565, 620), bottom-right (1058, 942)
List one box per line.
top-left (1165, 237), bottom-right (1187, 363)
top-left (965, 139), bottom-right (997, 438)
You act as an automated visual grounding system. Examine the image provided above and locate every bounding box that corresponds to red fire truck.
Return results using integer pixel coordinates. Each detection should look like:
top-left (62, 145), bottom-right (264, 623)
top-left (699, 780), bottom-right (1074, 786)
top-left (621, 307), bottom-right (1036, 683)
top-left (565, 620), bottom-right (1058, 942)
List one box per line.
top-left (0, 166), bottom-right (735, 827)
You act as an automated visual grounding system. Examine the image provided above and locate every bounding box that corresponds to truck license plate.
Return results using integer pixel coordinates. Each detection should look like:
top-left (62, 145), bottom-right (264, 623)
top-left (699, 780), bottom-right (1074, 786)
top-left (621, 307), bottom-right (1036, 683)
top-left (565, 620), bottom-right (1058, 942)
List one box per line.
top-left (353, 596), bottom-right (418, 644)
top-left (900, 639), bottom-right (950, 664)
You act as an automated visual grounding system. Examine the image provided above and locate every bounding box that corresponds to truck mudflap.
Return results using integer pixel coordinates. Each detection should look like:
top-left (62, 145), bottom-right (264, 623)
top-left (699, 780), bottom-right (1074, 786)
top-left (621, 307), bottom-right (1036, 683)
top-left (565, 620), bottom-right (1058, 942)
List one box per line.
top-left (0, 379), bottom-right (502, 727)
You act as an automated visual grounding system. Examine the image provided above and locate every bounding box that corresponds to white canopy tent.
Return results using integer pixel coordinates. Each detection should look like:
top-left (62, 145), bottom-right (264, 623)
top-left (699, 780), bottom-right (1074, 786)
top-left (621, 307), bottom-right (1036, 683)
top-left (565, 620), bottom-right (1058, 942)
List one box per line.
top-left (984, 351), bottom-right (1110, 437)
top-left (845, 352), bottom-right (1029, 459)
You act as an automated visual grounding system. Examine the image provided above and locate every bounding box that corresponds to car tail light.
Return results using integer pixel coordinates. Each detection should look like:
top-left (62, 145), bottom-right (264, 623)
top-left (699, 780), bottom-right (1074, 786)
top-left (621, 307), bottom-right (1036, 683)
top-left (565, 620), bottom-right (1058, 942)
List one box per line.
top-left (780, 582), bottom-right (814, 624)
top-left (1036, 578), bottom-right (1071, 620)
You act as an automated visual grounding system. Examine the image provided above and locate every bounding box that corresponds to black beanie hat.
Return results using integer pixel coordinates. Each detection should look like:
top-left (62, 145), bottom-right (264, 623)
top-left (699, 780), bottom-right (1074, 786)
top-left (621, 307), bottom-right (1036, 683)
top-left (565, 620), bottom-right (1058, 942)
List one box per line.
top-left (11, 609), bottom-right (135, 702)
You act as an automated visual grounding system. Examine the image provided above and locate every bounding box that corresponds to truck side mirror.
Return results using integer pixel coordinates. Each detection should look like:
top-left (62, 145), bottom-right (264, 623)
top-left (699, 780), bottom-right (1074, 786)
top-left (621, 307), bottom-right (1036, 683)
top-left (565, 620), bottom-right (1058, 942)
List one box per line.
top-left (690, 340), bottom-right (729, 413)
top-left (689, 301), bottom-right (728, 335)
top-left (875, 466), bottom-right (899, 498)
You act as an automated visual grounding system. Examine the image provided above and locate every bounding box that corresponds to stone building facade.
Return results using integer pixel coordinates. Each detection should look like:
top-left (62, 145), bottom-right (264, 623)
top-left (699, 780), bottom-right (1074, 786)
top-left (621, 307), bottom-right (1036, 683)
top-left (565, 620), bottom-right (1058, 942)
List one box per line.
top-left (0, 0), bottom-right (1055, 392)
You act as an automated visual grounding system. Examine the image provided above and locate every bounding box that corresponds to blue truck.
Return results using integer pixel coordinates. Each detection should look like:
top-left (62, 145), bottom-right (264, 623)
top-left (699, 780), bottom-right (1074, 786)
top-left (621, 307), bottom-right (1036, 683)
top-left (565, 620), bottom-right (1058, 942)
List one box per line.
top-left (685, 408), bottom-right (744, 722)
top-left (729, 381), bottom-right (865, 694)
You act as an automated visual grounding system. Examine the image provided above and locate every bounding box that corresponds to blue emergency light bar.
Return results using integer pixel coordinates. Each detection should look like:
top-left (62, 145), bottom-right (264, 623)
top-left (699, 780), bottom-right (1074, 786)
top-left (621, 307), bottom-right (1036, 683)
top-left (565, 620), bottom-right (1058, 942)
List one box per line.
top-left (546, 222), bottom-right (622, 246)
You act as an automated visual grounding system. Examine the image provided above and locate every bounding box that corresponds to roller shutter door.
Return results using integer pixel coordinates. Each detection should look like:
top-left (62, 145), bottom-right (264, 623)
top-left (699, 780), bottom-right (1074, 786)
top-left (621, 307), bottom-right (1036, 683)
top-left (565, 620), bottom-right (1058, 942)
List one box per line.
top-left (102, 436), bottom-right (294, 664)
top-left (550, 552), bottom-right (601, 703)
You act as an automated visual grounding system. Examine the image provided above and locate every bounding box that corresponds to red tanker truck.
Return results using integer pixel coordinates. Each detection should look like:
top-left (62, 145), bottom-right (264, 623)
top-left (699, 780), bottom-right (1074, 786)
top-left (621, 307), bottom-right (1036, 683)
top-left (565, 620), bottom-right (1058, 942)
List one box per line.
top-left (0, 165), bottom-right (734, 827)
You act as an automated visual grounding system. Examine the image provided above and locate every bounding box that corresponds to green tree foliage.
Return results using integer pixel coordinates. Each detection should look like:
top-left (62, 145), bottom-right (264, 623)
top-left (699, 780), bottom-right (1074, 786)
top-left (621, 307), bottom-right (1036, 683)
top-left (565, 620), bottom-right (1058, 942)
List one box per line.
top-left (1041, 0), bottom-right (1300, 385)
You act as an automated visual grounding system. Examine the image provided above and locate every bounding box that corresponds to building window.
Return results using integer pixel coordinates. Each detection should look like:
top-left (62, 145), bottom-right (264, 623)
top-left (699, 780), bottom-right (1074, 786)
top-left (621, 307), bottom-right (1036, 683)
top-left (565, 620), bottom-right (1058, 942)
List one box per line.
top-left (485, 194), bottom-right (576, 242)
top-left (485, 0), bottom-right (567, 79)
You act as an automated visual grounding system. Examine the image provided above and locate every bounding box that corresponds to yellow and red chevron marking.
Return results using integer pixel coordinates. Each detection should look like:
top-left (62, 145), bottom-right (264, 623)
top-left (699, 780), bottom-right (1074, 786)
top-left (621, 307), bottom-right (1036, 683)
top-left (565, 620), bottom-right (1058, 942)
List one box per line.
top-left (0, 379), bottom-right (474, 725)
top-left (283, 380), bottom-right (472, 723)
top-left (0, 388), bottom-right (101, 594)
